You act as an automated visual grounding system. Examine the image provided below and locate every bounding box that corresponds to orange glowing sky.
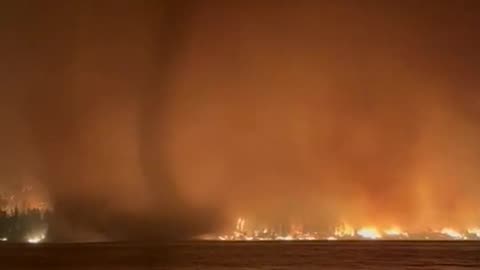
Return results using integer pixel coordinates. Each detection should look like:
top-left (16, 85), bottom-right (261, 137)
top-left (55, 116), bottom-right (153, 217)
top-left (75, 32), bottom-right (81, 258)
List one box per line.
top-left (1, 0), bottom-right (480, 240)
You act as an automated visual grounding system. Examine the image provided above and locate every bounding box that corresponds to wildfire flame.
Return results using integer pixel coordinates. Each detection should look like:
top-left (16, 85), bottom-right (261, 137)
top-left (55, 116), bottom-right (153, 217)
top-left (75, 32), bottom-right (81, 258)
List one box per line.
top-left (334, 223), bottom-right (355, 237)
top-left (440, 228), bottom-right (464, 239)
top-left (26, 233), bottom-right (46, 244)
top-left (236, 217), bottom-right (246, 232)
top-left (357, 227), bottom-right (382, 239)
top-left (209, 217), bottom-right (480, 241)
top-left (384, 227), bottom-right (408, 237)
top-left (467, 228), bottom-right (480, 237)
top-left (276, 235), bottom-right (294, 241)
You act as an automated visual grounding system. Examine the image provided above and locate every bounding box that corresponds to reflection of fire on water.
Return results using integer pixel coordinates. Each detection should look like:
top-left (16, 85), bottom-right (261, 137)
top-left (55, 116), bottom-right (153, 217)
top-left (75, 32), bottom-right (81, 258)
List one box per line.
top-left (200, 218), bottom-right (480, 241)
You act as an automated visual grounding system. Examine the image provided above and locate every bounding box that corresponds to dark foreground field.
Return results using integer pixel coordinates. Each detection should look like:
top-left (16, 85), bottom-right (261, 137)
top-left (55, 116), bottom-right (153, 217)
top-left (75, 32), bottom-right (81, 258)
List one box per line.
top-left (1, 241), bottom-right (480, 269)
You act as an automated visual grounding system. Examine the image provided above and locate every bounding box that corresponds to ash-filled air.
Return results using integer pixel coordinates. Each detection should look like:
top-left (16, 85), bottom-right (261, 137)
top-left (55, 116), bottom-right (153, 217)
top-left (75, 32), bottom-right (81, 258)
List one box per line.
top-left (1, 1), bottom-right (480, 241)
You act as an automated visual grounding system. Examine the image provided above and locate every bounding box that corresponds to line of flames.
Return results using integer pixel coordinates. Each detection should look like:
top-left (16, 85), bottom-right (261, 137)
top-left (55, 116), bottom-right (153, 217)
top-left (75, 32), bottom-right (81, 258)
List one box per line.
top-left (207, 219), bottom-right (480, 241)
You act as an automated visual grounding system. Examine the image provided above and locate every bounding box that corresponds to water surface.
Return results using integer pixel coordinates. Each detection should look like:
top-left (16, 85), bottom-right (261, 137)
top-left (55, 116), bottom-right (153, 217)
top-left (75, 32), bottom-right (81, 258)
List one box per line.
top-left (1, 241), bottom-right (479, 269)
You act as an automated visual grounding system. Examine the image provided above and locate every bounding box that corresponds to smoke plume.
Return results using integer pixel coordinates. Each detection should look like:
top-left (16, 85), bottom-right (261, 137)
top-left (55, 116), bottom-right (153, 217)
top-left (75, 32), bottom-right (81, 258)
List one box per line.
top-left (1, 0), bottom-right (480, 240)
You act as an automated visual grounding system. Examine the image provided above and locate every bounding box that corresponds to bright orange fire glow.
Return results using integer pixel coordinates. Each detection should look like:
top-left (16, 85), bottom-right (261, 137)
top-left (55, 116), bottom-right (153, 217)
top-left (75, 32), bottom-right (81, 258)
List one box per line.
top-left (276, 235), bottom-right (294, 241)
top-left (384, 227), bottom-right (408, 237)
top-left (206, 218), bottom-right (480, 241)
top-left (334, 223), bottom-right (355, 237)
top-left (440, 228), bottom-right (464, 239)
top-left (467, 228), bottom-right (480, 237)
top-left (357, 227), bottom-right (382, 239)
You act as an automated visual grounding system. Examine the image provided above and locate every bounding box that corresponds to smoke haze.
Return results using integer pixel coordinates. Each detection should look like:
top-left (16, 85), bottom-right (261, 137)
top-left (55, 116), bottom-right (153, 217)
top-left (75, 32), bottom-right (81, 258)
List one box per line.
top-left (1, 0), bottom-right (480, 240)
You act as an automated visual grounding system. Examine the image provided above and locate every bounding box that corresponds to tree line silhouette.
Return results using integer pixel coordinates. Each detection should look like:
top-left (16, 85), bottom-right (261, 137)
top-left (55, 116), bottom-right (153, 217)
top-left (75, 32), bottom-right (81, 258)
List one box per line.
top-left (0, 207), bottom-right (50, 242)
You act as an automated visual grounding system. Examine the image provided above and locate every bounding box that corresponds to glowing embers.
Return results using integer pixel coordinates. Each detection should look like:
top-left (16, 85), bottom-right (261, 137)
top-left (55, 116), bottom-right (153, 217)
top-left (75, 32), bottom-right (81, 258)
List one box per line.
top-left (440, 228), bottom-right (465, 240)
top-left (356, 227), bottom-right (382, 239)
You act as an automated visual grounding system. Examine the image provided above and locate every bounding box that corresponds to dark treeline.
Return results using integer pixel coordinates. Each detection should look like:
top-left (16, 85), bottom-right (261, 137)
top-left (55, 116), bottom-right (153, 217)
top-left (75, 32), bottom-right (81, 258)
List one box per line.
top-left (0, 208), bottom-right (50, 242)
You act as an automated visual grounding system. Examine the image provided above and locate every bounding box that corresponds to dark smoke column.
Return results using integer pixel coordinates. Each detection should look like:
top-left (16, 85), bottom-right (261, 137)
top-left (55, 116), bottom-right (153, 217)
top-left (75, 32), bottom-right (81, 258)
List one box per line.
top-left (4, 0), bottom-right (217, 241)
top-left (138, 0), bottom-right (219, 239)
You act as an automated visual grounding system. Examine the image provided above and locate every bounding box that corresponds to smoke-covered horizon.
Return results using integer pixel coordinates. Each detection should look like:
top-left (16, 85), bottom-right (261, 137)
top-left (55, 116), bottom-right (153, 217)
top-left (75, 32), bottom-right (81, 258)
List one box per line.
top-left (1, 1), bottom-right (480, 241)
